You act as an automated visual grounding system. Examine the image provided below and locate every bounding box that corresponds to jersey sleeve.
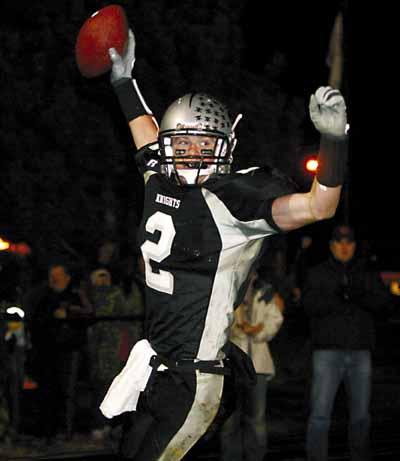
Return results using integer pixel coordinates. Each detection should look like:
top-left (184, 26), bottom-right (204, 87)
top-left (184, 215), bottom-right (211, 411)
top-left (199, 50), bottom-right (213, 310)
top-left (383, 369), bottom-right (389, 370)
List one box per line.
top-left (206, 166), bottom-right (298, 232)
top-left (135, 142), bottom-right (162, 176)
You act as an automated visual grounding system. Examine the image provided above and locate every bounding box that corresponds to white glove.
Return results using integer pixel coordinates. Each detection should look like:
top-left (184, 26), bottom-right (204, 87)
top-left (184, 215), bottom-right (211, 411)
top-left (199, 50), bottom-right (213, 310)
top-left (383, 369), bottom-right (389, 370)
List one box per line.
top-left (309, 86), bottom-right (347, 137)
top-left (108, 29), bottom-right (136, 84)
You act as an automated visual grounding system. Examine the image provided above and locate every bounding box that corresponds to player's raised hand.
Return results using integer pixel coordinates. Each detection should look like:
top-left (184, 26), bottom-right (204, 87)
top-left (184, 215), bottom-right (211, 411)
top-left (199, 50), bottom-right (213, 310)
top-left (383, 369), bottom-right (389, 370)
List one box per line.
top-left (109, 29), bottom-right (136, 84)
top-left (309, 86), bottom-right (347, 137)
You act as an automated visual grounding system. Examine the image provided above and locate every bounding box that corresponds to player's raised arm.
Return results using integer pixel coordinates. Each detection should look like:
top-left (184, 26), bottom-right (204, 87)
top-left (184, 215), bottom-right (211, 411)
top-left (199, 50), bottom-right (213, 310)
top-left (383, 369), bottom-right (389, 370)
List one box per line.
top-left (109, 30), bottom-right (158, 149)
top-left (272, 86), bottom-right (348, 231)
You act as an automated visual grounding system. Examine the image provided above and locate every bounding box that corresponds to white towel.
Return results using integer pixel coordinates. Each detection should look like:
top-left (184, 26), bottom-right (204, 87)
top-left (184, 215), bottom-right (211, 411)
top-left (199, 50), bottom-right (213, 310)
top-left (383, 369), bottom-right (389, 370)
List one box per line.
top-left (100, 339), bottom-right (157, 418)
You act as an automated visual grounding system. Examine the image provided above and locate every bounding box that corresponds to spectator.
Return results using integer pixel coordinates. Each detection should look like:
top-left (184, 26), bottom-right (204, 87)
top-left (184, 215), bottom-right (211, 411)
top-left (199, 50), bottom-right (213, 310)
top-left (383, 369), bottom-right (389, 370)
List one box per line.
top-left (120, 254), bottom-right (145, 357)
top-left (119, 251), bottom-right (146, 329)
top-left (280, 234), bottom-right (315, 379)
top-left (87, 267), bottom-right (143, 440)
top-left (93, 239), bottom-right (123, 285)
top-left (293, 235), bottom-right (314, 301)
top-left (2, 306), bottom-right (27, 441)
top-left (303, 224), bottom-right (393, 461)
top-left (220, 270), bottom-right (284, 461)
top-left (0, 308), bottom-right (10, 441)
top-left (26, 262), bottom-right (92, 442)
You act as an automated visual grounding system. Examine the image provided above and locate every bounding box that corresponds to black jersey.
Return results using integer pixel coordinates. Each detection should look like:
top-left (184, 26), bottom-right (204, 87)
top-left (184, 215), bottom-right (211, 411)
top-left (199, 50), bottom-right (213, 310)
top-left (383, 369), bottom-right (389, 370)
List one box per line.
top-left (136, 146), bottom-right (295, 362)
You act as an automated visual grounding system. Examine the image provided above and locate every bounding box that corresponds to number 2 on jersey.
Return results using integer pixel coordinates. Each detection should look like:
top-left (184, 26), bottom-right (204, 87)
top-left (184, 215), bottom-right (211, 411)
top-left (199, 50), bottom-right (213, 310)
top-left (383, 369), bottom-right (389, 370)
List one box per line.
top-left (141, 211), bottom-right (176, 294)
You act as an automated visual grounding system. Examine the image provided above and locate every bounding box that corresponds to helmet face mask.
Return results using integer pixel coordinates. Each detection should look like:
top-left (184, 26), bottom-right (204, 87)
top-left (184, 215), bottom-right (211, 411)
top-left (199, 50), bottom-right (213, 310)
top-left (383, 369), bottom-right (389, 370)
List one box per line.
top-left (158, 94), bottom-right (239, 185)
top-left (159, 129), bottom-right (232, 185)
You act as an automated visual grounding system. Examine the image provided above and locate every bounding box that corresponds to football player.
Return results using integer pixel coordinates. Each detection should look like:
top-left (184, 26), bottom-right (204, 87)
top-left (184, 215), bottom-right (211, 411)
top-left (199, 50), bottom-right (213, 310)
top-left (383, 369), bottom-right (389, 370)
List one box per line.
top-left (104, 29), bottom-right (348, 460)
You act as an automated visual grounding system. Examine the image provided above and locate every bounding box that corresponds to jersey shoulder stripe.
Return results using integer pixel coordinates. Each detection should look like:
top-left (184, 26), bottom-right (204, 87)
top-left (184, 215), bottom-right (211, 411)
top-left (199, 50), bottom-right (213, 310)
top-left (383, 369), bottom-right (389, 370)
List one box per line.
top-left (203, 166), bottom-right (297, 231)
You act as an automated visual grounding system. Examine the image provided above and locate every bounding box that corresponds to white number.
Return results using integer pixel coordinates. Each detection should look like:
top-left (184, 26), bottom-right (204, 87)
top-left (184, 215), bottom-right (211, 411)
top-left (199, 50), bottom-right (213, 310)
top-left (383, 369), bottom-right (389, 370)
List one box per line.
top-left (141, 211), bottom-right (176, 294)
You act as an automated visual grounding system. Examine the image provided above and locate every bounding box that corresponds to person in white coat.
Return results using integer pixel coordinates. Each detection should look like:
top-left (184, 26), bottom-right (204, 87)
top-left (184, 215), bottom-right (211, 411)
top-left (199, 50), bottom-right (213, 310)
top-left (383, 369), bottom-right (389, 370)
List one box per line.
top-left (220, 270), bottom-right (284, 461)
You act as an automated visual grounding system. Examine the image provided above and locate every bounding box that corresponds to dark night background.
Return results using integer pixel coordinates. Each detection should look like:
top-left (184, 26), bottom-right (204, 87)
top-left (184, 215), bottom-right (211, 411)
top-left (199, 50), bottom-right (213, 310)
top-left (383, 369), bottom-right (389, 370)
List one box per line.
top-left (1, 2), bottom-right (400, 459)
top-left (0, 0), bottom-right (398, 274)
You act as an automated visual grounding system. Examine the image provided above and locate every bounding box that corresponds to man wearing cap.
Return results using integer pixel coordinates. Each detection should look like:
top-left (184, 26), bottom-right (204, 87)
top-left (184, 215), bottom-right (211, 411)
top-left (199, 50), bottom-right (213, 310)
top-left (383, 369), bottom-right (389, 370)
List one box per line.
top-left (302, 224), bottom-right (392, 461)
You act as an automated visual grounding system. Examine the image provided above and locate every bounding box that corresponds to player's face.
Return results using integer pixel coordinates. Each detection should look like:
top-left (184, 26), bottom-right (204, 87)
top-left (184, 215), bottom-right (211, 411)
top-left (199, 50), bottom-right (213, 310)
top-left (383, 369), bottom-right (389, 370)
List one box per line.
top-left (330, 239), bottom-right (356, 263)
top-left (171, 135), bottom-right (217, 169)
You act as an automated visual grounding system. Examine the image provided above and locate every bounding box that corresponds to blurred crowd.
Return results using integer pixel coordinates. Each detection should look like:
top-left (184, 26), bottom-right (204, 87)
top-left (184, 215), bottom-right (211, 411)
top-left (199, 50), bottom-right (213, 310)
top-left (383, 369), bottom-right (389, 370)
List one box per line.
top-left (0, 237), bottom-right (146, 447)
top-left (0, 227), bottom-right (398, 460)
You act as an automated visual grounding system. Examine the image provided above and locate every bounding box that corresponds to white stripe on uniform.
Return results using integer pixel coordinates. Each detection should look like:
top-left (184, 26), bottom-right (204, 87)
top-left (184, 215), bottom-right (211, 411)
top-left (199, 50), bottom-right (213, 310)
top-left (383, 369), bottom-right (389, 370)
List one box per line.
top-left (197, 188), bottom-right (276, 360)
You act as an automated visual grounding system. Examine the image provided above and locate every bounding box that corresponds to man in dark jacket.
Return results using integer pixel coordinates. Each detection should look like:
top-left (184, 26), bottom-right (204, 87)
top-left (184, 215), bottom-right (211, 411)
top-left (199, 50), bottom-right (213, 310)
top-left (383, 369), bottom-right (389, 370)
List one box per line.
top-left (303, 224), bottom-right (392, 461)
top-left (28, 263), bottom-right (92, 442)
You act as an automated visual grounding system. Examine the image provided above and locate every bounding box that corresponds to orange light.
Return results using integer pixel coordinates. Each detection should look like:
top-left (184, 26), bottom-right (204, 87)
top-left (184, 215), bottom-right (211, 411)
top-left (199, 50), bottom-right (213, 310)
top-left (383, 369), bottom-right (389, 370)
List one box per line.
top-left (14, 242), bottom-right (32, 256)
top-left (0, 237), bottom-right (10, 251)
top-left (23, 377), bottom-right (38, 390)
top-left (0, 238), bottom-right (31, 255)
top-left (305, 158), bottom-right (319, 173)
top-left (391, 280), bottom-right (400, 296)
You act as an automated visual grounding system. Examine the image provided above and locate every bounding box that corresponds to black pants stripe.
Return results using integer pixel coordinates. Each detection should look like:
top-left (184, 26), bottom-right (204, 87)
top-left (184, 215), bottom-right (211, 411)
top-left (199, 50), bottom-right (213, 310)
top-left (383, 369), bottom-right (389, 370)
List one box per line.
top-left (119, 369), bottom-right (224, 460)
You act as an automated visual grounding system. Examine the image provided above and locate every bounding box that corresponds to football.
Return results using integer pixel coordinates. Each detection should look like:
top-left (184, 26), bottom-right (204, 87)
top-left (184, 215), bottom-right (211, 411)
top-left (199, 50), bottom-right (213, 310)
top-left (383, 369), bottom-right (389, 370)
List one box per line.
top-left (75, 4), bottom-right (129, 78)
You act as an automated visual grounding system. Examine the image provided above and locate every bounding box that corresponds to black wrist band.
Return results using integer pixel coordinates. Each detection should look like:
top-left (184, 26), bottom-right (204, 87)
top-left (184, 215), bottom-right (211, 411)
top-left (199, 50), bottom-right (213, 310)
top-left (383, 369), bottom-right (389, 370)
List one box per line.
top-left (316, 134), bottom-right (348, 187)
top-left (112, 77), bottom-right (152, 122)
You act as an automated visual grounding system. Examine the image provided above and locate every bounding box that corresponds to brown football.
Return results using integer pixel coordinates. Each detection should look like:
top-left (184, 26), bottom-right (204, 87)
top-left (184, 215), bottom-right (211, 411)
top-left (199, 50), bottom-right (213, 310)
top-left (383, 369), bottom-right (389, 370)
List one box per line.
top-left (75, 5), bottom-right (129, 78)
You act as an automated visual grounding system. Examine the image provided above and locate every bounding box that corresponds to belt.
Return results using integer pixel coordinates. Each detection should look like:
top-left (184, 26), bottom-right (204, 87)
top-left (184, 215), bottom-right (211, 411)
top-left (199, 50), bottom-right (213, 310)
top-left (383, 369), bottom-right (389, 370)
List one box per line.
top-left (149, 355), bottom-right (231, 376)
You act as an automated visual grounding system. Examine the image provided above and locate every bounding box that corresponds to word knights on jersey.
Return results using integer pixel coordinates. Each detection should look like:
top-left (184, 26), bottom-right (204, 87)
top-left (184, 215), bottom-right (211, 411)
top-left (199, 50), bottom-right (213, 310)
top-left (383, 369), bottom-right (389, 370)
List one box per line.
top-left (155, 193), bottom-right (181, 209)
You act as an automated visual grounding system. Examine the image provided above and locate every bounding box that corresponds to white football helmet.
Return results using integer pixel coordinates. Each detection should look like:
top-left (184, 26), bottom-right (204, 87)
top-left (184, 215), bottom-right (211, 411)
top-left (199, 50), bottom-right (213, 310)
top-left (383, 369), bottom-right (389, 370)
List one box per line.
top-left (158, 93), bottom-right (242, 185)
